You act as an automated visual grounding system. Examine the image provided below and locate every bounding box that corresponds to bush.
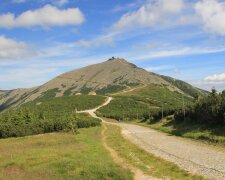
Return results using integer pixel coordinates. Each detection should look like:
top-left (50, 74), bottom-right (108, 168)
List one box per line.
top-left (175, 89), bottom-right (225, 125)
top-left (97, 95), bottom-right (177, 122)
top-left (76, 114), bottom-right (101, 128)
top-left (0, 95), bottom-right (104, 138)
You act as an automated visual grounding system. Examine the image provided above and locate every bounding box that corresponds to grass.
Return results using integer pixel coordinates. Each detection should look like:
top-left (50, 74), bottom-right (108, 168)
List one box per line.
top-left (105, 124), bottom-right (204, 180)
top-left (26, 94), bottom-right (106, 111)
top-left (35, 88), bottom-right (61, 101)
top-left (119, 84), bottom-right (193, 108)
top-left (0, 95), bottom-right (106, 138)
top-left (134, 118), bottom-right (225, 147)
top-left (97, 96), bottom-right (153, 120)
top-left (96, 85), bottom-right (126, 95)
top-left (97, 85), bottom-right (194, 121)
top-left (0, 127), bottom-right (133, 180)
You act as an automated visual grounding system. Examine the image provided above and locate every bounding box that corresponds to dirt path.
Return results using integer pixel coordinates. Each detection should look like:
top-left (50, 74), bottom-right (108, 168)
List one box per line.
top-left (77, 97), bottom-right (152, 180)
top-left (101, 123), bottom-right (155, 180)
top-left (111, 84), bottom-right (147, 96)
top-left (77, 96), bottom-right (113, 118)
top-left (78, 96), bottom-right (225, 180)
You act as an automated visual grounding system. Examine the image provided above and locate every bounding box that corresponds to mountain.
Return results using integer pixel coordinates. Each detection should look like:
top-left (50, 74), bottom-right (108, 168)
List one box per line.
top-left (0, 58), bottom-right (205, 111)
top-left (160, 75), bottom-right (208, 98)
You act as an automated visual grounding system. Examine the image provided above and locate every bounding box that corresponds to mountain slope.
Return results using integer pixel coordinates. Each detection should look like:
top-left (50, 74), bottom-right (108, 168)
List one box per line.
top-left (0, 58), bottom-right (205, 111)
top-left (39, 58), bottom-right (173, 94)
top-left (161, 75), bottom-right (208, 98)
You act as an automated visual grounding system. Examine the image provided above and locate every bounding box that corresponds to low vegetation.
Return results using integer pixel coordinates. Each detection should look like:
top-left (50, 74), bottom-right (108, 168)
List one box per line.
top-left (35, 88), bottom-right (61, 101)
top-left (0, 127), bottom-right (132, 179)
top-left (97, 85), bottom-right (192, 121)
top-left (97, 96), bottom-right (153, 120)
top-left (137, 118), bottom-right (225, 146)
top-left (134, 89), bottom-right (225, 145)
top-left (161, 75), bottom-right (206, 98)
top-left (175, 89), bottom-right (225, 125)
top-left (0, 95), bottom-right (105, 138)
top-left (96, 85), bottom-right (126, 95)
top-left (105, 124), bottom-right (203, 179)
top-left (98, 86), bottom-right (225, 145)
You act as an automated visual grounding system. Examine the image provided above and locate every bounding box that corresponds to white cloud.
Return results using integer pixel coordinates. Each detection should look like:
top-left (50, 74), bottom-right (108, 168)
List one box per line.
top-left (12, 0), bottom-right (69, 6)
top-left (0, 65), bottom-right (60, 89)
top-left (205, 73), bottom-right (225, 81)
top-left (113, 0), bottom-right (184, 31)
top-left (0, 36), bottom-right (34, 59)
top-left (12, 0), bottom-right (26, 3)
top-left (0, 4), bottom-right (84, 28)
top-left (193, 80), bottom-right (225, 92)
top-left (112, 1), bottom-right (143, 13)
top-left (0, 54), bottom-right (112, 89)
top-left (75, 35), bottom-right (115, 48)
top-left (192, 73), bottom-right (225, 92)
top-left (53, 0), bottom-right (68, 6)
top-left (145, 65), bottom-right (174, 71)
top-left (195, 0), bottom-right (225, 36)
top-left (129, 46), bottom-right (225, 61)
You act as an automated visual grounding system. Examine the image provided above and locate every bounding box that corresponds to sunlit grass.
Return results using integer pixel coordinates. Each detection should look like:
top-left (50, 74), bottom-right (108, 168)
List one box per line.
top-left (105, 124), bottom-right (204, 180)
top-left (134, 119), bottom-right (225, 147)
top-left (0, 127), bottom-right (132, 180)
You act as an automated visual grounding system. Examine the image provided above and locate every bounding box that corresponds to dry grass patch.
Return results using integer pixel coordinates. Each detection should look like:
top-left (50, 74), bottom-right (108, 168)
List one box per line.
top-left (105, 124), bottom-right (204, 180)
top-left (0, 127), bottom-right (132, 180)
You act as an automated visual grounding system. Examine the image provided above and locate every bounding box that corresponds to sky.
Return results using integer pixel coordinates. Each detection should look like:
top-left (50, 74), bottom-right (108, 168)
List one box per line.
top-left (0, 0), bottom-right (225, 91)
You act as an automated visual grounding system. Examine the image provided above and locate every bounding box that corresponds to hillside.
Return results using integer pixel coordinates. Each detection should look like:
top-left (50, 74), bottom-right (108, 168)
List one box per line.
top-left (161, 75), bottom-right (208, 98)
top-left (0, 58), bottom-right (204, 111)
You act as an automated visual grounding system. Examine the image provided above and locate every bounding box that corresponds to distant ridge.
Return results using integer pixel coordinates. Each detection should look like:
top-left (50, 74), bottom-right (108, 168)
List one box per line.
top-left (0, 58), bottom-right (205, 111)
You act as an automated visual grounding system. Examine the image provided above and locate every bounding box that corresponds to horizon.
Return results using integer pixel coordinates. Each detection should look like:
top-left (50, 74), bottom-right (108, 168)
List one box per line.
top-left (0, 0), bottom-right (225, 91)
top-left (0, 57), bottom-right (216, 92)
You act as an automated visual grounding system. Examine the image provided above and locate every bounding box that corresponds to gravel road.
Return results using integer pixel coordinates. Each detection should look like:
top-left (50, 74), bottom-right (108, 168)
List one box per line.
top-left (119, 123), bottom-right (225, 180)
top-left (79, 96), bottom-right (225, 179)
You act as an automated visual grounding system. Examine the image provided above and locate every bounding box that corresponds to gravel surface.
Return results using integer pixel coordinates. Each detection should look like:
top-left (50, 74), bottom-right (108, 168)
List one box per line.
top-left (79, 96), bottom-right (225, 179)
top-left (119, 123), bottom-right (225, 180)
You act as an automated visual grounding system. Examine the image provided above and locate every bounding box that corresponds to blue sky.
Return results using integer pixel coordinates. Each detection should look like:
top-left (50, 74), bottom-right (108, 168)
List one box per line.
top-left (0, 0), bottom-right (225, 91)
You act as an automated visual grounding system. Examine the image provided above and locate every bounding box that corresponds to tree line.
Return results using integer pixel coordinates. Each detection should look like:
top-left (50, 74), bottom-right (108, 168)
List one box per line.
top-left (175, 89), bottom-right (225, 125)
top-left (0, 95), bottom-right (104, 138)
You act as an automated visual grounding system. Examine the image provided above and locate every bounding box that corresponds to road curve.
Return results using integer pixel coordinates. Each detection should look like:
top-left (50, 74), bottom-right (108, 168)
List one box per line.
top-left (78, 97), bottom-right (152, 180)
top-left (77, 96), bottom-right (113, 118)
top-left (78, 96), bottom-right (225, 180)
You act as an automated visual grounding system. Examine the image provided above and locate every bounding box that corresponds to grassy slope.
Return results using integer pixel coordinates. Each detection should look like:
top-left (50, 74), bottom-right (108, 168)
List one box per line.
top-left (99, 85), bottom-right (224, 146)
top-left (0, 95), bottom-right (106, 138)
top-left (160, 75), bottom-right (206, 98)
top-left (135, 118), bottom-right (225, 146)
top-left (119, 84), bottom-right (193, 108)
top-left (97, 85), bottom-right (193, 120)
top-left (0, 127), bottom-right (132, 180)
top-left (105, 124), bottom-right (203, 179)
top-left (123, 86), bottom-right (225, 146)
top-left (25, 94), bottom-right (106, 111)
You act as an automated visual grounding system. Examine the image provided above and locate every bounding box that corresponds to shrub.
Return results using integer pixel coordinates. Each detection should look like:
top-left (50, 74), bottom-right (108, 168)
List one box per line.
top-left (175, 89), bottom-right (225, 125)
top-left (0, 95), bottom-right (104, 138)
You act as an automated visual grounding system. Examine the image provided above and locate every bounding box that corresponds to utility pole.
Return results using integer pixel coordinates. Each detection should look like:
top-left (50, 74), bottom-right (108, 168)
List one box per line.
top-left (182, 94), bottom-right (185, 121)
top-left (122, 110), bottom-right (124, 121)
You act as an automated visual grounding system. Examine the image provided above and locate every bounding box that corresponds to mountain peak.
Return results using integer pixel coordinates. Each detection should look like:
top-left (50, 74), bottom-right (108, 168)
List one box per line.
top-left (107, 57), bottom-right (128, 63)
top-left (0, 58), bottom-right (205, 111)
top-left (106, 57), bottom-right (138, 69)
